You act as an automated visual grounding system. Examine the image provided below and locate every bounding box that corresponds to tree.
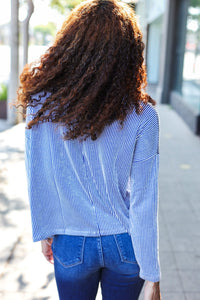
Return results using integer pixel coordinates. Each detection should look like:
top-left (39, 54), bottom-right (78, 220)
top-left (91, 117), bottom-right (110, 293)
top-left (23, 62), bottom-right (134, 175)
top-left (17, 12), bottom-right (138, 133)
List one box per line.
top-left (22, 0), bottom-right (34, 66)
top-left (49, 0), bottom-right (83, 13)
top-left (188, 0), bottom-right (200, 54)
top-left (33, 22), bottom-right (57, 45)
top-left (16, 0), bottom-right (34, 123)
top-left (8, 0), bottom-right (19, 125)
top-left (7, 0), bottom-right (34, 124)
top-left (191, 0), bottom-right (200, 7)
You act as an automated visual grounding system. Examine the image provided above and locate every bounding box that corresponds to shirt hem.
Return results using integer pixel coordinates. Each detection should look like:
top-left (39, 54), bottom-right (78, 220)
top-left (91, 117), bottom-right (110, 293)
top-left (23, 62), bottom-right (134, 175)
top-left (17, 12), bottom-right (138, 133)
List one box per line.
top-left (139, 271), bottom-right (161, 282)
top-left (33, 228), bottom-right (130, 242)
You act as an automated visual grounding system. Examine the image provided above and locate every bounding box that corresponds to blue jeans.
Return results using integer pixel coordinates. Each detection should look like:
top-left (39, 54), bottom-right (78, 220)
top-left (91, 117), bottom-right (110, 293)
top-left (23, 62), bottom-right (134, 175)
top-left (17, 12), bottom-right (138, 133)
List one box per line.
top-left (51, 232), bottom-right (145, 300)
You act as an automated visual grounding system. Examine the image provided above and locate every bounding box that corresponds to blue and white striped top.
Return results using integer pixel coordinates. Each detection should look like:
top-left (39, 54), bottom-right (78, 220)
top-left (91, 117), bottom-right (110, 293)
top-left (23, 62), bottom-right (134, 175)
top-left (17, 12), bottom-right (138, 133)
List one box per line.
top-left (25, 91), bottom-right (161, 282)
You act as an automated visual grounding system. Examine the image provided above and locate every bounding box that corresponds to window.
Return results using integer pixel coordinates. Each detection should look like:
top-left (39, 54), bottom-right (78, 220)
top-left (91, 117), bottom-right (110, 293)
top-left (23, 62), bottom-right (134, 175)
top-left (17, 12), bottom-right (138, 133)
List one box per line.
top-left (182, 0), bottom-right (200, 113)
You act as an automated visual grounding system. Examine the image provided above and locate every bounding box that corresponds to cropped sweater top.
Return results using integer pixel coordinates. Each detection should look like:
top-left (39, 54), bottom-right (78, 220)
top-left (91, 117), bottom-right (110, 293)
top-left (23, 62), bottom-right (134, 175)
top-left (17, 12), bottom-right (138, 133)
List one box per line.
top-left (25, 91), bottom-right (161, 282)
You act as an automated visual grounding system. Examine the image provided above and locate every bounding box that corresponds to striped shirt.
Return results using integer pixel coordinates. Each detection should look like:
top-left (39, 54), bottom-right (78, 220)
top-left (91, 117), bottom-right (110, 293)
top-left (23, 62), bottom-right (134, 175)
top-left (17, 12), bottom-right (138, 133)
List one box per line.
top-left (25, 91), bottom-right (161, 282)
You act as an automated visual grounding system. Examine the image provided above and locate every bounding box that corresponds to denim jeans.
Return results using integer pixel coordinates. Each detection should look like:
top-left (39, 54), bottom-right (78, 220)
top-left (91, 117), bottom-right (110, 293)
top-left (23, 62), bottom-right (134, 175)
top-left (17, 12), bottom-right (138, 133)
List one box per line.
top-left (51, 232), bottom-right (145, 300)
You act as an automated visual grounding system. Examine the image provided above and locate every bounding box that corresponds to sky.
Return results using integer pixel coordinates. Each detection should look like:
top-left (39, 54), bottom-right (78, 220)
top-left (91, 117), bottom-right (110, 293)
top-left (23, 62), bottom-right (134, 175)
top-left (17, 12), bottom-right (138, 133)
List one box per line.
top-left (0, 0), bottom-right (66, 28)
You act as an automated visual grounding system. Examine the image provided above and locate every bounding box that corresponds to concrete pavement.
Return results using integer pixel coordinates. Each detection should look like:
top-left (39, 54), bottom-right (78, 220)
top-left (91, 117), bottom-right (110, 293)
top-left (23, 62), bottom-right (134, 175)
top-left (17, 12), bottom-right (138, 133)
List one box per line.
top-left (0, 103), bottom-right (200, 299)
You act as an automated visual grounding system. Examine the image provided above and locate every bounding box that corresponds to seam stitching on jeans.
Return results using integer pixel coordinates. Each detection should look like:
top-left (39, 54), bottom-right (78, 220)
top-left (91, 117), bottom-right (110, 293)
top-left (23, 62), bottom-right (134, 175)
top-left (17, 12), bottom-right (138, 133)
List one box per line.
top-left (99, 236), bottom-right (105, 267)
top-left (114, 234), bottom-right (123, 262)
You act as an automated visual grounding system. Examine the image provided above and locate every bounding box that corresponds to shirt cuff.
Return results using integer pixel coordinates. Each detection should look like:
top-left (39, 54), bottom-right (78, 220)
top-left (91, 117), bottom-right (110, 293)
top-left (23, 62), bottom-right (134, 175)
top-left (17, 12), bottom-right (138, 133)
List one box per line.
top-left (139, 269), bottom-right (161, 282)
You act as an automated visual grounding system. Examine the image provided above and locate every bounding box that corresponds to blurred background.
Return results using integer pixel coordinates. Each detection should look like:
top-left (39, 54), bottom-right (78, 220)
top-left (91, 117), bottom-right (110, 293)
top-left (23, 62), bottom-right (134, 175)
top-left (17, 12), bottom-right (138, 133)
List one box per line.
top-left (0, 0), bottom-right (200, 299)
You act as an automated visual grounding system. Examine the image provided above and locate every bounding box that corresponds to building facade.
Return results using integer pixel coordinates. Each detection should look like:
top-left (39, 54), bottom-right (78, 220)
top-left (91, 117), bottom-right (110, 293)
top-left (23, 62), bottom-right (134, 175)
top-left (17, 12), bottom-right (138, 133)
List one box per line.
top-left (136, 0), bottom-right (200, 135)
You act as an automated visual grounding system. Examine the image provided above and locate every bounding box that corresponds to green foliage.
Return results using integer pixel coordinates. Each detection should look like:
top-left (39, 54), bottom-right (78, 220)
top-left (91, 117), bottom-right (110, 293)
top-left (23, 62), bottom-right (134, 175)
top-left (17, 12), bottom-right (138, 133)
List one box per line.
top-left (190, 0), bottom-right (200, 7)
top-left (34, 22), bottom-right (57, 37)
top-left (188, 0), bottom-right (200, 33)
top-left (50, 0), bottom-right (83, 13)
top-left (33, 22), bottom-right (57, 44)
top-left (0, 83), bottom-right (7, 101)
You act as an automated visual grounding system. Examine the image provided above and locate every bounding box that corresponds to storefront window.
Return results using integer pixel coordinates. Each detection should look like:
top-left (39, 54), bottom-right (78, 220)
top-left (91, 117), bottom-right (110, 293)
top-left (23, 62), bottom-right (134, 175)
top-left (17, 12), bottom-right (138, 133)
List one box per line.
top-left (147, 16), bottom-right (163, 84)
top-left (182, 0), bottom-right (200, 113)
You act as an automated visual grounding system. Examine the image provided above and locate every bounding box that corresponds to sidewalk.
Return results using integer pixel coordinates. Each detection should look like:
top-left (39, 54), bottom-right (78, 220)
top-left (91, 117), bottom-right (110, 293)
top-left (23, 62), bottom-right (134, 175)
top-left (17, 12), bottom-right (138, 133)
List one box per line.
top-left (0, 103), bottom-right (200, 299)
top-left (0, 119), bottom-right (11, 133)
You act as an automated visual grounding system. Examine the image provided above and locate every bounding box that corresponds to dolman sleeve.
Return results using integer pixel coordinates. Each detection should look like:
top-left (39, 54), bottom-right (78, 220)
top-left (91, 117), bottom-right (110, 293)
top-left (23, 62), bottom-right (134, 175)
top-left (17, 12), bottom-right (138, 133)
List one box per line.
top-left (129, 105), bottom-right (161, 282)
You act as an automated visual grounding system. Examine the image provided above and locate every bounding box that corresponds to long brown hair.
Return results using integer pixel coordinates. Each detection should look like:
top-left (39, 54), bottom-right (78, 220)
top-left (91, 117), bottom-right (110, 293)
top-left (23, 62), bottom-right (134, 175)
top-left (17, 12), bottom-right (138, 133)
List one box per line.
top-left (17, 0), bottom-right (156, 141)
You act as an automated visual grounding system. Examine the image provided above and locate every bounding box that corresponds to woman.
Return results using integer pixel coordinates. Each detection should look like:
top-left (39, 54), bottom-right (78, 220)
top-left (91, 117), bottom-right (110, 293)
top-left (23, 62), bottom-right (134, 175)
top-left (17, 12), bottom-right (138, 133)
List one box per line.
top-left (17, 0), bottom-right (161, 299)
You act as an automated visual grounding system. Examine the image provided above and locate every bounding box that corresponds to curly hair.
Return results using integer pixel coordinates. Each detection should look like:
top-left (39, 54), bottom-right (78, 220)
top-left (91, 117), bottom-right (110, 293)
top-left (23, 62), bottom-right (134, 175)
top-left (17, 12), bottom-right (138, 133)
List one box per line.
top-left (17, 0), bottom-right (156, 141)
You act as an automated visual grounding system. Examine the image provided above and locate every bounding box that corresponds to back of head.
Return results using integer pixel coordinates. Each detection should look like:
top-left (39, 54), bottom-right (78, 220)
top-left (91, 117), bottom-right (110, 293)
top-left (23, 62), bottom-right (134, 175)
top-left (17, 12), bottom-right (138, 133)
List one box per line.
top-left (17, 0), bottom-right (156, 141)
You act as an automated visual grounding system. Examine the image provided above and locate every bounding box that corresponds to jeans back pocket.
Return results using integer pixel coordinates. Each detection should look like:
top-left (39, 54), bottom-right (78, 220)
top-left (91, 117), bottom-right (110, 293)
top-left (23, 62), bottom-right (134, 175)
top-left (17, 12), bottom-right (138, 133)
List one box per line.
top-left (114, 232), bottom-right (137, 264)
top-left (52, 235), bottom-right (85, 268)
